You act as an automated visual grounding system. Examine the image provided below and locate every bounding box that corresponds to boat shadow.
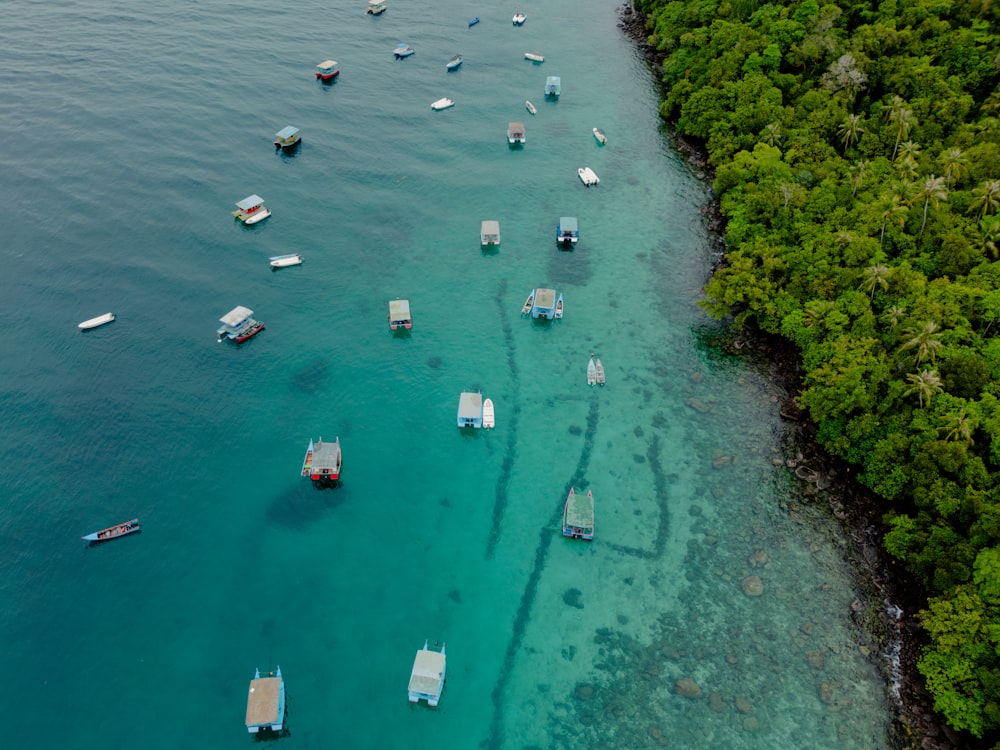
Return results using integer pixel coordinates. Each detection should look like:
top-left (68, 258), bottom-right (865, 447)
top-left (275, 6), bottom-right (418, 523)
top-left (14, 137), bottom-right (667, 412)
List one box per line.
top-left (392, 328), bottom-right (412, 341)
top-left (265, 483), bottom-right (347, 529)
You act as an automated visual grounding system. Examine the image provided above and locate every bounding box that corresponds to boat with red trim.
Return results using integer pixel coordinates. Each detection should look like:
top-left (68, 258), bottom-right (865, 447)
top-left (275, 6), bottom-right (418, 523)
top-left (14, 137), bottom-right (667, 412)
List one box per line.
top-left (82, 519), bottom-right (140, 543)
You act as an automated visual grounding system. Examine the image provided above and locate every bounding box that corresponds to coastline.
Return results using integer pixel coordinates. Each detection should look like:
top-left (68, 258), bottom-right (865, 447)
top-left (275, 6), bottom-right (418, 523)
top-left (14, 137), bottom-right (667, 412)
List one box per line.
top-left (616, 5), bottom-right (961, 748)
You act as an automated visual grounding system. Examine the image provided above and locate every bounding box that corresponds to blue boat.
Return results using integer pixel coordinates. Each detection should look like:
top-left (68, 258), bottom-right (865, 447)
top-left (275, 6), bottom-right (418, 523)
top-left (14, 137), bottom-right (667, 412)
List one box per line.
top-left (557, 217), bottom-right (578, 246)
top-left (245, 667), bottom-right (286, 734)
top-left (394, 44), bottom-right (415, 59)
top-left (468, 17), bottom-right (480, 27)
top-left (545, 76), bottom-right (561, 97)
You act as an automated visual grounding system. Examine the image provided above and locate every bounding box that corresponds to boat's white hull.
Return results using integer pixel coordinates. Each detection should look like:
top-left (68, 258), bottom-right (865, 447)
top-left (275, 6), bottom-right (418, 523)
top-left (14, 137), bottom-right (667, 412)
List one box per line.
top-left (483, 398), bottom-right (495, 428)
top-left (431, 98), bottom-right (455, 110)
top-left (524, 53), bottom-right (544, 62)
top-left (269, 254), bottom-right (303, 268)
top-left (244, 209), bottom-right (272, 225)
top-left (578, 167), bottom-right (600, 186)
top-left (525, 100), bottom-right (537, 115)
top-left (79, 312), bottom-right (115, 330)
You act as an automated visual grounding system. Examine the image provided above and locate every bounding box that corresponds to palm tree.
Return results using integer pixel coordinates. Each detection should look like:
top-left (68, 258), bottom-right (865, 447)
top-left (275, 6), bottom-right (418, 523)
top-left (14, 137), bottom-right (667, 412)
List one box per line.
top-left (914, 175), bottom-right (948, 234)
top-left (904, 369), bottom-right (944, 408)
top-left (882, 305), bottom-right (906, 328)
top-left (896, 139), bottom-right (922, 167)
top-left (860, 263), bottom-right (891, 299)
top-left (938, 147), bottom-right (966, 186)
top-left (803, 300), bottom-right (837, 328)
top-left (939, 408), bottom-right (974, 444)
top-left (838, 114), bottom-right (864, 153)
top-left (848, 160), bottom-right (870, 198)
top-left (888, 107), bottom-right (915, 161)
top-left (876, 193), bottom-right (908, 244)
top-left (970, 179), bottom-right (1000, 219)
top-left (780, 183), bottom-right (803, 208)
top-left (900, 321), bottom-right (943, 365)
top-left (981, 216), bottom-right (1000, 259)
top-left (762, 122), bottom-right (782, 147)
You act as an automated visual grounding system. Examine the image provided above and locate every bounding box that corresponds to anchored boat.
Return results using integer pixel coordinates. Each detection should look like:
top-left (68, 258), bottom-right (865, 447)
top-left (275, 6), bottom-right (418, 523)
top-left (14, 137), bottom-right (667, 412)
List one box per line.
top-left (557, 216), bottom-right (578, 246)
top-left (593, 127), bottom-right (607, 145)
top-left (524, 52), bottom-right (544, 63)
top-left (525, 100), bottom-right (537, 115)
top-left (233, 194), bottom-right (271, 224)
top-left (366, 0), bottom-right (386, 14)
top-left (563, 488), bottom-right (594, 540)
top-left (431, 97), bottom-right (455, 110)
top-left (82, 519), bottom-right (140, 543)
top-left (457, 392), bottom-right (484, 428)
top-left (315, 60), bottom-right (340, 81)
top-left (595, 356), bottom-right (605, 385)
top-left (78, 312), bottom-right (115, 330)
top-left (578, 167), bottom-right (600, 186)
top-left (446, 54), bottom-right (463, 71)
top-left (269, 254), bottom-right (302, 268)
top-left (408, 641), bottom-right (446, 706)
top-left (301, 436), bottom-right (342, 481)
top-left (388, 298), bottom-right (412, 330)
top-left (483, 398), bottom-right (495, 428)
top-left (512, 11), bottom-right (526, 25)
top-left (507, 121), bottom-right (526, 145)
top-left (480, 220), bottom-right (500, 248)
top-left (545, 76), bottom-right (561, 96)
top-left (554, 294), bottom-right (564, 319)
top-left (217, 306), bottom-right (265, 343)
top-left (246, 667), bottom-right (285, 734)
top-left (525, 288), bottom-right (559, 319)
top-left (521, 291), bottom-right (534, 315)
top-left (273, 126), bottom-right (301, 150)
top-left (587, 355), bottom-right (598, 386)
top-left (394, 44), bottom-right (415, 59)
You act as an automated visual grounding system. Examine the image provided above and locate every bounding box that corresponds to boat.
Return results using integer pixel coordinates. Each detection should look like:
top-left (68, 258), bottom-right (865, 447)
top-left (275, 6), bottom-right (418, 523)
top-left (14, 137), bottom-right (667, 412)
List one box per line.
top-left (595, 356), bottom-right (605, 385)
top-left (431, 97), bottom-right (455, 111)
top-left (521, 292), bottom-right (534, 315)
top-left (524, 52), bottom-right (544, 63)
top-left (480, 220), bottom-right (500, 247)
top-left (587, 355), bottom-right (597, 386)
top-left (468, 17), bottom-right (480, 27)
top-left (217, 306), bottom-right (265, 343)
top-left (557, 216), bottom-right (578, 245)
top-left (82, 518), bottom-right (140, 543)
top-left (301, 436), bottom-right (342, 481)
top-left (408, 640), bottom-right (446, 706)
top-left (483, 398), bottom-right (495, 428)
top-left (512, 11), bottom-right (526, 25)
top-left (388, 298), bottom-right (412, 330)
top-left (246, 667), bottom-right (286, 734)
top-left (394, 44), bottom-right (415, 59)
top-left (529, 288), bottom-right (558, 319)
top-left (563, 488), bottom-right (595, 540)
top-left (507, 121), bottom-right (526, 145)
top-left (525, 100), bottom-right (537, 115)
top-left (78, 312), bottom-right (115, 330)
top-left (593, 127), bottom-right (607, 144)
top-left (315, 60), bottom-right (340, 81)
top-left (554, 294), bottom-right (564, 319)
top-left (233, 194), bottom-right (271, 224)
top-left (457, 391), bottom-right (484, 428)
top-left (545, 76), bottom-right (561, 96)
top-left (366, 0), bottom-right (386, 14)
top-left (269, 253), bottom-right (302, 268)
top-left (446, 54), bottom-right (463, 71)
top-left (578, 167), bottom-right (600, 186)
top-left (273, 126), bottom-right (301, 150)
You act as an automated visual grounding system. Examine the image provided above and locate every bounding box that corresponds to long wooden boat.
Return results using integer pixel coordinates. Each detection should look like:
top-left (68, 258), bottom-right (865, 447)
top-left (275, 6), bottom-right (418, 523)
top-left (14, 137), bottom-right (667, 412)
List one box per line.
top-left (521, 292), bottom-right (534, 316)
top-left (595, 357), bottom-right (605, 385)
top-left (82, 519), bottom-right (140, 543)
top-left (524, 52), bottom-right (544, 63)
top-left (525, 100), bottom-right (537, 115)
top-left (587, 356), bottom-right (597, 386)
top-left (79, 312), bottom-right (116, 330)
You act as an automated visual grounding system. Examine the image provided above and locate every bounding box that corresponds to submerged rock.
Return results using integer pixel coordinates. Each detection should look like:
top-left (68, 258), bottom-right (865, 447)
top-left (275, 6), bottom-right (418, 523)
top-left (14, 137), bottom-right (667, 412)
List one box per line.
top-left (675, 677), bottom-right (702, 698)
top-left (742, 575), bottom-right (765, 596)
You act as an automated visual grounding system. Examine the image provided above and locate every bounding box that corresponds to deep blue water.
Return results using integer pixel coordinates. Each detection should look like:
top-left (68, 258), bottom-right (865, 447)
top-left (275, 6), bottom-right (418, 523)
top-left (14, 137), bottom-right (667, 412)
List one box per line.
top-left (1, 0), bottom-right (895, 747)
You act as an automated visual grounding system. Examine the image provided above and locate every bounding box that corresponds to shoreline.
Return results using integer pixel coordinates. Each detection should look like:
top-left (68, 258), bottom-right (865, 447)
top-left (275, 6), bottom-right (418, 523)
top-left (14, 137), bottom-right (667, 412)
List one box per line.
top-left (616, 5), bottom-right (961, 748)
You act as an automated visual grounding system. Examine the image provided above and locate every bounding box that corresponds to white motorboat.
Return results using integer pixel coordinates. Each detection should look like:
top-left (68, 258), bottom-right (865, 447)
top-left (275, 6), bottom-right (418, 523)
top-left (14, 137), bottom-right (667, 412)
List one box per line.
top-left (593, 128), bottom-right (607, 144)
top-left (595, 357), bottom-right (605, 385)
top-left (431, 97), bottom-right (455, 110)
top-left (269, 254), bottom-right (303, 268)
top-left (78, 312), bottom-right (116, 330)
top-left (524, 52), bottom-right (544, 62)
top-left (587, 356), bottom-right (597, 386)
top-left (578, 167), bottom-right (600, 186)
top-left (525, 100), bottom-right (537, 115)
top-left (483, 398), bottom-right (495, 428)
top-left (512, 12), bottom-right (526, 25)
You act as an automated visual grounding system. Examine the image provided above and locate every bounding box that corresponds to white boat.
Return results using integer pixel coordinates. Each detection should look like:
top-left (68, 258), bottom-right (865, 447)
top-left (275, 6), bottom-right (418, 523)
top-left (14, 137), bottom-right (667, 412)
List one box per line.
top-left (269, 254), bottom-right (303, 268)
top-left (446, 54), bottom-right (463, 71)
top-left (431, 97), bottom-right (455, 110)
top-left (521, 292), bottom-right (534, 315)
top-left (507, 122), bottom-right (526, 145)
top-left (483, 398), bottom-right (495, 428)
top-left (595, 357), bottom-right (605, 385)
top-left (394, 44), bottom-right (415, 59)
top-left (366, 0), bottom-right (386, 14)
top-left (545, 76), bottom-right (561, 96)
top-left (587, 356), bottom-right (597, 386)
top-left (525, 100), bottom-right (537, 115)
top-left (233, 194), bottom-right (271, 224)
top-left (78, 312), bottom-right (116, 330)
top-left (593, 128), bottom-right (607, 144)
top-left (512, 12), bottom-right (526, 25)
top-left (524, 52), bottom-right (544, 62)
top-left (554, 294), bottom-right (564, 319)
top-left (578, 167), bottom-right (600, 186)
top-left (408, 640), bottom-right (446, 706)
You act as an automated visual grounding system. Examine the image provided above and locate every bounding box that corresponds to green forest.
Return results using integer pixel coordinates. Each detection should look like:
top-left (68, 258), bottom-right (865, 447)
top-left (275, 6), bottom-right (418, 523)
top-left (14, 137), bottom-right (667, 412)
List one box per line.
top-left (632, 0), bottom-right (1000, 738)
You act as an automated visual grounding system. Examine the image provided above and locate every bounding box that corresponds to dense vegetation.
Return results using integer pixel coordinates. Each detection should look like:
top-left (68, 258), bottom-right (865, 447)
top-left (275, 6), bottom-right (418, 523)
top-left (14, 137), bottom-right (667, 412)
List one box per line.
top-left (633, 0), bottom-right (1000, 738)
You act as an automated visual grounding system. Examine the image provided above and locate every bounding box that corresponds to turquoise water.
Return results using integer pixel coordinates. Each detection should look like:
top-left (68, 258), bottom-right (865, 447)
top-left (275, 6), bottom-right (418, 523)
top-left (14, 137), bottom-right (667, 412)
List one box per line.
top-left (1, 0), bottom-right (895, 747)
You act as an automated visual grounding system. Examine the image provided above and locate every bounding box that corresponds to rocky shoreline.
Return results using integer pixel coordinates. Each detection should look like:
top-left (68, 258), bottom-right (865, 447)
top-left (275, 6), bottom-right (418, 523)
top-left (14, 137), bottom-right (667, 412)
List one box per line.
top-left (616, 4), bottom-right (966, 748)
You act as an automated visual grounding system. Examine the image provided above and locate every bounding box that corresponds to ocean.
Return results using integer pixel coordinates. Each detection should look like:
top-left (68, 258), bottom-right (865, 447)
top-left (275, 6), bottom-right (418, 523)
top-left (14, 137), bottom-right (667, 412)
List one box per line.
top-left (0, 0), bottom-right (895, 747)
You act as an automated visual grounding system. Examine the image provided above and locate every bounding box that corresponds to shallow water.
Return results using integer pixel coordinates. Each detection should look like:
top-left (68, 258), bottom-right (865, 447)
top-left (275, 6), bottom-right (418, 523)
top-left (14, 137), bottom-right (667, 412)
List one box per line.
top-left (0, 0), bottom-right (894, 747)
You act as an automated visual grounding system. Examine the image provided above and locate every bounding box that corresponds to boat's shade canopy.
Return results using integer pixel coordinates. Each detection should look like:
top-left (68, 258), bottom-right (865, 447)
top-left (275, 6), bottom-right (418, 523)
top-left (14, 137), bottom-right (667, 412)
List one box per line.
top-left (559, 217), bottom-right (578, 232)
top-left (535, 288), bottom-right (556, 308)
top-left (480, 220), bottom-right (499, 236)
top-left (236, 195), bottom-right (264, 210)
top-left (389, 299), bottom-right (411, 319)
top-left (408, 649), bottom-right (445, 695)
top-left (275, 126), bottom-right (299, 140)
top-left (546, 76), bottom-right (561, 84)
top-left (246, 675), bottom-right (283, 728)
top-left (565, 490), bottom-right (595, 528)
top-left (368, 0), bottom-right (384, 5)
top-left (508, 122), bottom-right (525, 132)
top-left (317, 60), bottom-right (337, 69)
top-left (311, 437), bottom-right (341, 470)
top-left (458, 392), bottom-right (483, 419)
top-left (220, 306), bottom-right (254, 326)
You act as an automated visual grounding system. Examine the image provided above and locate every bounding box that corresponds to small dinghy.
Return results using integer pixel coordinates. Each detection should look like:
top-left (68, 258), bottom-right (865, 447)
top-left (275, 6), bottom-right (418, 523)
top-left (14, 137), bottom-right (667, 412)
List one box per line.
top-left (468, 17), bottom-right (480, 27)
top-left (587, 355), bottom-right (597, 386)
top-left (524, 52), bottom-right (544, 62)
top-left (394, 44), bottom-right (415, 58)
top-left (446, 54), bottom-right (463, 71)
top-left (79, 312), bottom-right (116, 330)
top-left (593, 128), bottom-right (607, 145)
top-left (578, 167), bottom-right (600, 186)
top-left (269, 254), bottom-right (303, 268)
top-left (525, 100), bottom-right (537, 115)
top-left (595, 356), bottom-right (605, 385)
top-left (483, 398), bottom-right (495, 428)
top-left (431, 97), bottom-right (455, 110)
top-left (521, 292), bottom-right (534, 316)
top-left (512, 11), bottom-right (526, 25)
top-left (554, 294), bottom-right (564, 319)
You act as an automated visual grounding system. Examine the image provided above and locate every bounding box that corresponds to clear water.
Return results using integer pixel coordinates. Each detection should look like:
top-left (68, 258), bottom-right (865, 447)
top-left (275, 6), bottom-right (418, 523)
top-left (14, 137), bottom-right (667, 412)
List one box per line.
top-left (0, 0), bottom-right (894, 747)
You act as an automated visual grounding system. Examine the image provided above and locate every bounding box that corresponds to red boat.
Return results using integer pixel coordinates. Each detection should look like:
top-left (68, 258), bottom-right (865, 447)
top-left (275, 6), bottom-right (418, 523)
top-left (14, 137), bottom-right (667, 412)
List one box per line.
top-left (235, 321), bottom-right (265, 343)
top-left (82, 519), bottom-right (140, 543)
